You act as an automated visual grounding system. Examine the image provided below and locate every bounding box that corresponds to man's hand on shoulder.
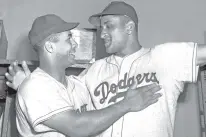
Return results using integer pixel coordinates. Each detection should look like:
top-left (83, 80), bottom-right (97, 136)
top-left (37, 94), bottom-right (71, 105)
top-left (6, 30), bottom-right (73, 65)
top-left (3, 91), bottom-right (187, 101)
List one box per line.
top-left (5, 61), bottom-right (31, 90)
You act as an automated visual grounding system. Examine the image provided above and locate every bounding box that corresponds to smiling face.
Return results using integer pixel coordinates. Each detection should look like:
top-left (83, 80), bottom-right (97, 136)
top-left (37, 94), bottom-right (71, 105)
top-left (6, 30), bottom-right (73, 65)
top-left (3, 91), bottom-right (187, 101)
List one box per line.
top-left (52, 31), bottom-right (78, 67)
top-left (100, 15), bottom-right (130, 55)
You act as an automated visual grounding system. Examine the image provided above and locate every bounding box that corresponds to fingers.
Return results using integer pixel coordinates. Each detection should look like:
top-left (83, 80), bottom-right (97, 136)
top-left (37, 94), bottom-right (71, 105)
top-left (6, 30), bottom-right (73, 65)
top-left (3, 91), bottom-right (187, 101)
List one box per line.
top-left (146, 93), bottom-right (162, 105)
top-left (5, 73), bottom-right (13, 82)
top-left (142, 83), bottom-right (159, 91)
top-left (13, 61), bottom-right (22, 73)
top-left (8, 61), bottom-right (21, 76)
top-left (6, 81), bottom-right (14, 89)
top-left (151, 93), bottom-right (162, 99)
top-left (146, 98), bottom-right (159, 106)
top-left (21, 61), bottom-right (30, 76)
top-left (129, 81), bottom-right (156, 90)
top-left (130, 83), bottom-right (158, 92)
top-left (145, 85), bottom-right (162, 95)
top-left (8, 65), bottom-right (15, 76)
top-left (132, 83), bottom-right (161, 93)
top-left (128, 83), bottom-right (161, 95)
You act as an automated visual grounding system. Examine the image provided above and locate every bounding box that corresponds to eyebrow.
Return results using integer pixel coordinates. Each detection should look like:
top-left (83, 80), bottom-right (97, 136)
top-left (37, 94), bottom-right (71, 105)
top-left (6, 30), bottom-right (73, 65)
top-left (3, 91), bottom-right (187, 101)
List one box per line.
top-left (100, 20), bottom-right (112, 27)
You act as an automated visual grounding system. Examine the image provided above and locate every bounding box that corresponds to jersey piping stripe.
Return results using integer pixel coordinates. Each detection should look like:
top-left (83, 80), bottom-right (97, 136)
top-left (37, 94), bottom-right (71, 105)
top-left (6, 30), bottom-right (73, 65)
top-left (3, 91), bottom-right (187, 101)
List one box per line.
top-left (33, 106), bottom-right (73, 127)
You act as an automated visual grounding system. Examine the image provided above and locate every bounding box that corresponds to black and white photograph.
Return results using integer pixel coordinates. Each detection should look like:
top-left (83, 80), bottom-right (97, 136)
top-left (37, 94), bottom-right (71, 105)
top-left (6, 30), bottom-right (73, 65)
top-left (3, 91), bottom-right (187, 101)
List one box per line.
top-left (0, 0), bottom-right (206, 137)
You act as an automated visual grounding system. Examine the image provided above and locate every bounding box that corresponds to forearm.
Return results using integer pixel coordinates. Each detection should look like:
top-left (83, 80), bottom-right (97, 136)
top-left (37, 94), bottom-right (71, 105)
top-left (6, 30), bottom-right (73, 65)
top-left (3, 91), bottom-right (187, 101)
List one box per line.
top-left (73, 100), bottom-right (129, 137)
top-left (44, 84), bottom-right (161, 137)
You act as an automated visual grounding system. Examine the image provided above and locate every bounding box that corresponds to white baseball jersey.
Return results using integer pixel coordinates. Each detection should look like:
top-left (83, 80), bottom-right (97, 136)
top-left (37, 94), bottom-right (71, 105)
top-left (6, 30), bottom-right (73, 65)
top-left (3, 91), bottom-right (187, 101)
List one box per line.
top-left (83, 42), bottom-right (199, 137)
top-left (16, 68), bottom-right (94, 137)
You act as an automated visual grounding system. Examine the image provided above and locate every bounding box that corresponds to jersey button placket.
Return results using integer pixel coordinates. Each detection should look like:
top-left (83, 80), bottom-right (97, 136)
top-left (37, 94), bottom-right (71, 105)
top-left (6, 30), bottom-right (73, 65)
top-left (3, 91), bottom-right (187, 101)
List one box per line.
top-left (112, 63), bottom-right (125, 137)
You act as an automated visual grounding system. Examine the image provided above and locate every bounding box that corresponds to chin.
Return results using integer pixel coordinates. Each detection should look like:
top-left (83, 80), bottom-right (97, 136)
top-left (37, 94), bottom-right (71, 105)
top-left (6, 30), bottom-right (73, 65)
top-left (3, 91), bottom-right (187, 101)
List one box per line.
top-left (105, 46), bottom-right (111, 53)
top-left (63, 62), bottom-right (74, 69)
top-left (64, 63), bottom-right (73, 69)
top-left (106, 48), bottom-right (115, 54)
top-left (69, 60), bottom-right (76, 65)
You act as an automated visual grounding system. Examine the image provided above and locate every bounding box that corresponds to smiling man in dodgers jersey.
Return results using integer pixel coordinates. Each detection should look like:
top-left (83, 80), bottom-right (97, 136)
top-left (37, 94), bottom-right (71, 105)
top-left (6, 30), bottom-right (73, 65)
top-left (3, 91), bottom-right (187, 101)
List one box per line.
top-left (85, 1), bottom-right (203, 137)
top-left (5, 1), bottom-right (206, 137)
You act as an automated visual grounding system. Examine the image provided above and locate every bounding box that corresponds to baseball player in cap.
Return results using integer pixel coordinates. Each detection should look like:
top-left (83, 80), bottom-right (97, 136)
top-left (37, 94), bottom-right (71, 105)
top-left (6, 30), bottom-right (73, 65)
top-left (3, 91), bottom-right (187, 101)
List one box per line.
top-left (14, 14), bottom-right (162, 137)
top-left (87, 1), bottom-right (202, 137)
top-left (5, 1), bottom-right (206, 137)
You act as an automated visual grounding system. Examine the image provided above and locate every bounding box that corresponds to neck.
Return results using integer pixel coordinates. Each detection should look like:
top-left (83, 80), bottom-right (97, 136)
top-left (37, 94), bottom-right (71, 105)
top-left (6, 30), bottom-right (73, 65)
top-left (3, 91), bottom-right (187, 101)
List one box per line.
top-left (39, 56), bottom-right (67, 87)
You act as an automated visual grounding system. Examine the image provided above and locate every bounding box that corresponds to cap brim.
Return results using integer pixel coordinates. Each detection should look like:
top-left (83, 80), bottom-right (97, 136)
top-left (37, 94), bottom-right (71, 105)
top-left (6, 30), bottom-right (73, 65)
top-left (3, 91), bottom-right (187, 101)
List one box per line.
top-left (89, 13), bottom-right (102, 27)
top-left (33, 22), bottom-right (79, 46)
top-left (89, 13), bottom-right (124, 27)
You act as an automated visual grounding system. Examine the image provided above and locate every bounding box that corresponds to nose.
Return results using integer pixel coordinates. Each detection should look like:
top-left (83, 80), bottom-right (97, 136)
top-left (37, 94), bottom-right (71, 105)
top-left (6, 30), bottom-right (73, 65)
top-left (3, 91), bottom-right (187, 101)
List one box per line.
top-left (71, 38), bottom-right (78, 49)
top-left (100, 28), bottom-right (107, 39)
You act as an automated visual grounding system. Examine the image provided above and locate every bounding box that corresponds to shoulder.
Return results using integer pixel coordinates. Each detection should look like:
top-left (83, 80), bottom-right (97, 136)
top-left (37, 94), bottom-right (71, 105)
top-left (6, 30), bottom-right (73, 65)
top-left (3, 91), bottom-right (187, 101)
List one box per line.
top-left (17, 69), bottom-right (54, 98)
top-left (87, 56), bottom-right (111, 72)
top-left (152, 42), bottom-right (196, 52)
top-left (91, 56), bottom-right (109, 67)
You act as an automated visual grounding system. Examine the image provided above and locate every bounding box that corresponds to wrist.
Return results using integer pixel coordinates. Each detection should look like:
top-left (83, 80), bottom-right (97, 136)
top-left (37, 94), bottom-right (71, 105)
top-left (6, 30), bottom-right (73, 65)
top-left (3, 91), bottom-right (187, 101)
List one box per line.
top-left (118, 99), bottom-right (131, 113)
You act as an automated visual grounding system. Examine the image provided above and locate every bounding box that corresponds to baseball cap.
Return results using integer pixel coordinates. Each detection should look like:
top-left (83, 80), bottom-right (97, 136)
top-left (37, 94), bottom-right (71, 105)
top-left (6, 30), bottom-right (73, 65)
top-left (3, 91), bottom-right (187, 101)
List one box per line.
top-left (88, 1), bottom-right (138, 27)
top-left (29, 14), bottom-right (79, 46)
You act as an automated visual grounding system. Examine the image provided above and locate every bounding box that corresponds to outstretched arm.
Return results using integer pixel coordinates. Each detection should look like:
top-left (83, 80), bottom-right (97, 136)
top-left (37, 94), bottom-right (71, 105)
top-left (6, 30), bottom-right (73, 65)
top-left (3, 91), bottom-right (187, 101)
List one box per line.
top-left (43, 84), bottom-right (162, 137)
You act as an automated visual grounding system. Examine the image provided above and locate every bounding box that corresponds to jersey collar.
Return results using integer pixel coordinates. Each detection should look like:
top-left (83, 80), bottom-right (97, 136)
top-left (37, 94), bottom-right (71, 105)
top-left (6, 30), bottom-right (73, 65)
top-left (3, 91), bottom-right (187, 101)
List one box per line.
top-left (106, 47), bottom-right (151, 66)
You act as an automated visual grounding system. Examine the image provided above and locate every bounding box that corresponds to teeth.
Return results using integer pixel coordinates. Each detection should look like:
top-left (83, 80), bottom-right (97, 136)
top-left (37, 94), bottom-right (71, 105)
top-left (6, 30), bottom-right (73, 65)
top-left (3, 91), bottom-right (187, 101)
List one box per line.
top-left (70, 54), bottom-right (75, 58)
top-left (105, 40), bottom-right (110, 43)
top-left (68, 53), bottom-right (75, 57)
top-left (104, 37), bottom-right (111, 47)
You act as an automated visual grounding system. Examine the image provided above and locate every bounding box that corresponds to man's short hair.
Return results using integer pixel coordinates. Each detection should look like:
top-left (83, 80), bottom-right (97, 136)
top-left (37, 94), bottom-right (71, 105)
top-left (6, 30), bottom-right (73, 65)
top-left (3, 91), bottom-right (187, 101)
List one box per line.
top-left (33, 33), bottom-right (61, 52)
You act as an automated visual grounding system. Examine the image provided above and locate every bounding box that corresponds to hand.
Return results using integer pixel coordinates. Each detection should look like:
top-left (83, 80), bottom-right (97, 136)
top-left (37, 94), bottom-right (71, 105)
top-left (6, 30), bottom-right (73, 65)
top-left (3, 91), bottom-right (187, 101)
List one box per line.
top-left (5, 61), bottom-right (31, 90)
top-left (123, 83), bottom-right (162, 112)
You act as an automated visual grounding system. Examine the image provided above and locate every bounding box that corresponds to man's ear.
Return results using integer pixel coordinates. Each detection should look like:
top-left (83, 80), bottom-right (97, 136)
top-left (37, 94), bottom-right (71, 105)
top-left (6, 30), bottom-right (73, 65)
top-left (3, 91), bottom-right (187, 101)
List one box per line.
top-left (125, 21), bottom-right (135, 35)
top-left (45, 41), bottom-right (54, 53)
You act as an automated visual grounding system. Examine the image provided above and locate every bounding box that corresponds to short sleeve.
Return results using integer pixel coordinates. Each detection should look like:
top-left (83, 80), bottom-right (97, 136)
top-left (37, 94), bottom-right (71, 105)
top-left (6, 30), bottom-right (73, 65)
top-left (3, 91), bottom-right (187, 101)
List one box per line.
top-left (17, 77), bottom-right (74, 132)
top-left (152, 42), bottom-right (199, 82)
